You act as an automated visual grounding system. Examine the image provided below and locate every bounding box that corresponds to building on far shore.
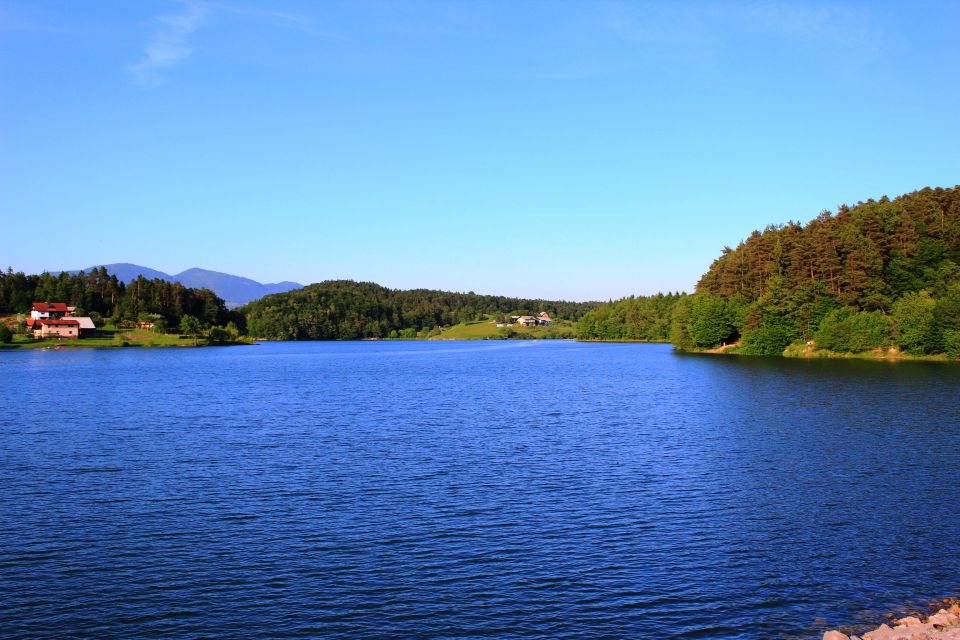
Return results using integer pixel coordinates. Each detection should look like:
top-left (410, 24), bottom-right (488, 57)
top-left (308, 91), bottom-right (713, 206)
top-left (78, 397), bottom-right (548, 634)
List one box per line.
top-left (25, 302), bottom-right (95, 338)
top-left (72, 316), bottom-right (97, 336)
top-left (511, 313), bottom-right (553, 327)
top-left (36, 318), bottom-right (80, 339)
top-left (30, 302), bottom-right (71, 321)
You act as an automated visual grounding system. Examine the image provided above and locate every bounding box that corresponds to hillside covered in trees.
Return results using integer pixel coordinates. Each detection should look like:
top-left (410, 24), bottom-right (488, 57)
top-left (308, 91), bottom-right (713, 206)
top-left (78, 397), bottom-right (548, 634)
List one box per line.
top-left (0, 267), bottom-right (239, 329)
top-left (590, 186), bottom-right (960, 356)
top-left (575, 293), bottom-right (684, 341)
top-left (578, 187), bottom-right (960, 357)
top-left (242, 280), bottom-right (598, 340)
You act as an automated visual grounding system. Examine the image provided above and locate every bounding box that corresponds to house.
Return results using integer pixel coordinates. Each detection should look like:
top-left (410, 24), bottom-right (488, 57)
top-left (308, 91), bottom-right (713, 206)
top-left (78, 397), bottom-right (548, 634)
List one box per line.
top-left (26, 302), bottom-right (94, 338)
top-left (137, 321), bottom-right (155, 329)
top-left (30, 302), bottom-right (70, 321)
top-left (35, 318), bottom-right (80, 339)
top-left (510, 312), bottom-right (553, 327)
top-left (71, 317), bottom-right (97, 336)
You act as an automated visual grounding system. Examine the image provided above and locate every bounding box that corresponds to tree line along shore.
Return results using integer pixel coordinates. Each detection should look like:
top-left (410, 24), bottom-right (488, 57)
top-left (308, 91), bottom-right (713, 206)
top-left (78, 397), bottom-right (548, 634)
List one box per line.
top-left (578, 185), bottom-right (960, 360)
top-left (3, 185), bottom-right (959, 358)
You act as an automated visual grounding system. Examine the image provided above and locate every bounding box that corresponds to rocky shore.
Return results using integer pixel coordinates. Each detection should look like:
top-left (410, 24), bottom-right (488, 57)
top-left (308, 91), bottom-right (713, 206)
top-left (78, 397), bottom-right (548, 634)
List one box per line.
top-left (824, 603), bottom-right (960, 640)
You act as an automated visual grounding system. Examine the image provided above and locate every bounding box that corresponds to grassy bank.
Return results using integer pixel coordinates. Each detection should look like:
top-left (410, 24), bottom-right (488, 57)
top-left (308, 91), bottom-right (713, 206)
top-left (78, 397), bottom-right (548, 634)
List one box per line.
top-left (0, 328), bottom-right (249, 349)
top-left (781, 342), bottom-right (952, 362)
top-left (428, 319), bottom-right (576, 340)
top-left (677, 341), bottom-right (956, 362)
top-left (577, 338), bottom-right (671, 344)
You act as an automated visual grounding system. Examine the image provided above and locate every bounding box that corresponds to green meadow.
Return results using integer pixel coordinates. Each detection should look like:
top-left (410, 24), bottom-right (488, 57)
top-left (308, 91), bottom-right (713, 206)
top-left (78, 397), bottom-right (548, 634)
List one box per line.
top-left (429, 318), bottom-right (576, 341)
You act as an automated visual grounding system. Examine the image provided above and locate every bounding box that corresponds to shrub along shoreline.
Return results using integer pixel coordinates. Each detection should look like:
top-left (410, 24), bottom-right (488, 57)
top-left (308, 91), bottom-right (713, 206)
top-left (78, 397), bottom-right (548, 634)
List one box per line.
top-left (682, 341), bottom-right (956, 362)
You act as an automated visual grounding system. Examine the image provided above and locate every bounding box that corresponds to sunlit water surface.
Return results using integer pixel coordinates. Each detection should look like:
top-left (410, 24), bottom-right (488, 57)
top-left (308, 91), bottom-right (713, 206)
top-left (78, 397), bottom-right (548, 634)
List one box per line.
top-left (2, 341), bottom-right (959, 639)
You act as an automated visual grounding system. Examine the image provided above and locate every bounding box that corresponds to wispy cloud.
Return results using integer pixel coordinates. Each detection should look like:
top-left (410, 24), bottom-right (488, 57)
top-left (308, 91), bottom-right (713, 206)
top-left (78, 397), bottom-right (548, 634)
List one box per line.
top-left (212, 3), bottom-right (345, 41)
top-left (600, 1), bottom-right (882, 63)
top-left (737, 2), bottom-right (878, 50)
top-left (127, 1), bottom-right (209, 86)
top-left (126, 1), bottom-right (343, 86)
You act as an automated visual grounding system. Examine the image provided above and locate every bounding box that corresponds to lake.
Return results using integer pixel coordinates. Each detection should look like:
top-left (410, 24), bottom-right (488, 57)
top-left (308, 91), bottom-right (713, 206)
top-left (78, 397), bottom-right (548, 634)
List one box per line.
top-left (2, 340), bottom-right (959, 639)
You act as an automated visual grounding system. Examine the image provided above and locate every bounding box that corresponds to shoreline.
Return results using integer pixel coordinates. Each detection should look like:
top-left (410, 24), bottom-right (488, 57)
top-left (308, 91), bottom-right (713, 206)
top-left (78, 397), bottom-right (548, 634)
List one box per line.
top-left (575, 338), bottom-right (671, 344)
top-left (679, 343), bottom-right (958, 363)
top-left (823, 600), bottom-right (960, 640)
top-left (0, 338), bottom-right (250, 350)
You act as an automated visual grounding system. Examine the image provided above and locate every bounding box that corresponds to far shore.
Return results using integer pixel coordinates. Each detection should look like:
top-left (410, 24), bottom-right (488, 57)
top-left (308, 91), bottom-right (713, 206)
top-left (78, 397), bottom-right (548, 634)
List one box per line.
top-left (577, 338), bottom-right (671, 344)
top-left (1, 333), bottom-right (250, 350)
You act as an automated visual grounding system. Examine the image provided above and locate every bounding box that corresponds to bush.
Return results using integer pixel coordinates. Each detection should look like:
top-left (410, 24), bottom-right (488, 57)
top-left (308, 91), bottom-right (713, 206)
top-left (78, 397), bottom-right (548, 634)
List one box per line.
top-left (847, 311), bottom-right (894, 352)
top-left (688, 294), bottom-right (736, 348)
top-left (207, 322), bottom-right (242, 344)
top-left (739, 301), bottom-right (799, 356)
top-left (893, 291), bottom-right (937, 354)
top-left (0, 324), bottom-right (12, 343)
top-left (815, 309), bottom-right (893, 353)
top-left (741, 323), bottom-right (792, 356)
top-left (944, 330), bottom-right (960, 359)
top-left (669, 298), bottom-right (695, 351)
top-left (207, 327), bottom-right (232, 343)
top-left (815, 308), bottom-right (854, 351)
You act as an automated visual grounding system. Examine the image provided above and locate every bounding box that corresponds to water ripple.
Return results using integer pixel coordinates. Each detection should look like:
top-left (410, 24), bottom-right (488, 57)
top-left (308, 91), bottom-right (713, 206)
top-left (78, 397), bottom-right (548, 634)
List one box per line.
top-left (1, 341), bottom-right (959, 639)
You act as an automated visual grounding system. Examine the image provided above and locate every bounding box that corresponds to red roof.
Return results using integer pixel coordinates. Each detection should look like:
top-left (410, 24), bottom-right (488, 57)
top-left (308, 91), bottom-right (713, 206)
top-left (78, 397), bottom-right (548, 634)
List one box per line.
top-left (40, 319), bottom-right (79, 326)
top-left (32, 302), bottom-right (69, 313)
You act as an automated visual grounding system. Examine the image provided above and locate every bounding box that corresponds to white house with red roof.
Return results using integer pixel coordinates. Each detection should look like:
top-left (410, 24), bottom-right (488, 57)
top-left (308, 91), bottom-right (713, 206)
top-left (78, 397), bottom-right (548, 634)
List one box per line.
top-left (30, 302), bottom-right (71, 320)
top-left (35, 318), bottom-right (80, 339)
top-left (27, 302), bottom-right (94, 339)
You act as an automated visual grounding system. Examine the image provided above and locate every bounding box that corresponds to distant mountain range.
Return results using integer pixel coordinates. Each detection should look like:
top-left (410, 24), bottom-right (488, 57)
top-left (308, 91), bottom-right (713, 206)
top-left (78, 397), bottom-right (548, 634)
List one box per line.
top-left (73, 263), bottom-right (302, 308)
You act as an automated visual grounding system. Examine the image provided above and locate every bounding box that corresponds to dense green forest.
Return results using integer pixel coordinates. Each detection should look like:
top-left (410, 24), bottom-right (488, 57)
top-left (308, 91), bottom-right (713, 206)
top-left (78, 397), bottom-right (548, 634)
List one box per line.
top-left (575, 293), bottom-right (684, 341)
top-left (0, 267), bottom-right (239, 329)
top-left (8, 185), bottom-right (958, 353)
top-left (242, 280), bottom-right (598, 340)
top-left (587, 186), bottom-right (960, 357)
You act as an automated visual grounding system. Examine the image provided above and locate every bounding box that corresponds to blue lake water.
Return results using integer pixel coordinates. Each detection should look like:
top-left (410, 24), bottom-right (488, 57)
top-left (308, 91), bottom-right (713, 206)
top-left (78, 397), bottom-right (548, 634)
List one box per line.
top-left (2, 340), bottom-right (960, 639)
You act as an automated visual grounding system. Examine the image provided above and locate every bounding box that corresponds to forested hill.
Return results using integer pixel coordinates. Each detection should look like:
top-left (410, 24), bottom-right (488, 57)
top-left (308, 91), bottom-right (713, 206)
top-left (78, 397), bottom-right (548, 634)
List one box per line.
top-left (696, 186), bottom-right (960, 309)
top-left (575, 293), bottom-right (685, 341)
top-left (242, 280), bottom-right (599, 340)
top-left (684, 185), bottom-right (960, 355)
top-left (0, 267), bottom-right (238, 329)
top-left (578, 186), bottom-right (960, 356)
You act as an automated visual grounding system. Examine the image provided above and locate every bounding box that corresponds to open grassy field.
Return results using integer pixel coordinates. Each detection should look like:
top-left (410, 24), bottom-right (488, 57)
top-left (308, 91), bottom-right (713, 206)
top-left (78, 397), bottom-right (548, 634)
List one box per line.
top-left (0, 327), bottom-right (245, 349)
top-left (429, 319), bottom-right (576, 340)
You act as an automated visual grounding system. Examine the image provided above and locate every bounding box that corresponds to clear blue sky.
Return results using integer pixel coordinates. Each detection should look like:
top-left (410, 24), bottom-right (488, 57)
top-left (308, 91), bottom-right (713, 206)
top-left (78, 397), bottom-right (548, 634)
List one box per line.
top-left (2, 1), bottom-right (958, 301)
